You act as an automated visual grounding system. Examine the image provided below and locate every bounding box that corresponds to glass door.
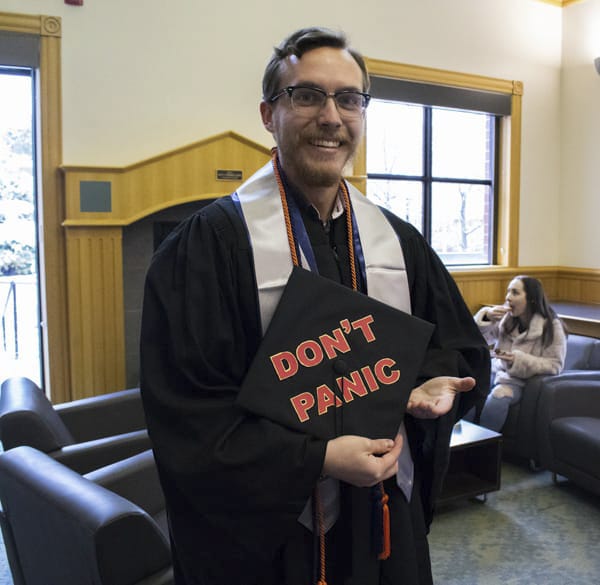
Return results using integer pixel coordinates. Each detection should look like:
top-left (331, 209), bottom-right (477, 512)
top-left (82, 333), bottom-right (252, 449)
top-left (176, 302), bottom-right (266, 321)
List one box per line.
top-left (0, 67), bottom-right (42, 386)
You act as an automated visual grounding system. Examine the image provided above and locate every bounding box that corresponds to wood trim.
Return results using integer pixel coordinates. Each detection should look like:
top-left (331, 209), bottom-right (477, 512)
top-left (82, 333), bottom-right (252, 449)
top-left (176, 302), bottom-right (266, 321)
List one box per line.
top-left (1, 12), bottom-right (70, 403)
top-left (0, 11), bottom-right (44, 33)
top-left (364, 58), bottom-right (516, 94)
top-left (451, 266), bottom-right (600, 313)
top-left (535, 0), bottom-right (584, 7)
top-left (361, 58), bottom-right (523, 270)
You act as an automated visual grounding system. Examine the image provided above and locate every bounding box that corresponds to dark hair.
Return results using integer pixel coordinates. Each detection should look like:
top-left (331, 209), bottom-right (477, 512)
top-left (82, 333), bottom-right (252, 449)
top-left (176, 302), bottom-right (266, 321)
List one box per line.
top-left (262, 27), bottom-right (370, 101)
top-left (502, 275), bottom-right (567, 346)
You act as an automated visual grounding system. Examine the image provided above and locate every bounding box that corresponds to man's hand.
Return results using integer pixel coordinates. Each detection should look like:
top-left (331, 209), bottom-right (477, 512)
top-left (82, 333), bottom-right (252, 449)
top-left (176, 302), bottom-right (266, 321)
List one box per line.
top-left (322, 433), bottom-right (403, 488)
top-left (406, 376), bottom-right (475, 419)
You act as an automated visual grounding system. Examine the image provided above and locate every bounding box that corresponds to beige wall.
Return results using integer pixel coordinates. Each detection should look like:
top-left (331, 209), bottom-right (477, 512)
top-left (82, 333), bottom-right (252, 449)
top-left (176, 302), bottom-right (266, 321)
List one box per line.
top-left (560, 0), bottom-right (600, 269)
top-left (2, 0), bottom-right (596, 269)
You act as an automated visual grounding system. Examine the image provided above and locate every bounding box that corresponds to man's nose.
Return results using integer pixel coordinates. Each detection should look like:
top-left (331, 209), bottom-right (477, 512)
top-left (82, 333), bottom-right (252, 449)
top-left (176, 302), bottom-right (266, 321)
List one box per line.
top-left (317, 95), bottom-right (343, 125)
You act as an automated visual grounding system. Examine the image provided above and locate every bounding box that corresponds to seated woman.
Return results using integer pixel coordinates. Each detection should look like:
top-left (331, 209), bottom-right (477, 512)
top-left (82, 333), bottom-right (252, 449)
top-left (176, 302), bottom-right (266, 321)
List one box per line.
top-left (474, 275), bottom-right (568, 432)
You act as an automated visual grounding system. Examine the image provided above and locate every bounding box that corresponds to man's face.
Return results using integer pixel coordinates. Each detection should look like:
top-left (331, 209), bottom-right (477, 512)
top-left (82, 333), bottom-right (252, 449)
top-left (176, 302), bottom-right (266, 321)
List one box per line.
top-left (260, 46), bottom-right (366, 190)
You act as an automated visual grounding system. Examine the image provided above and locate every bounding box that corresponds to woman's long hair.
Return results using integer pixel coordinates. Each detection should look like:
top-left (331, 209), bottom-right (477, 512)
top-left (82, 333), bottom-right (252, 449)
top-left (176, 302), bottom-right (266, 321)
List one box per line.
top-left (502, 275), bottom-right (567, 347)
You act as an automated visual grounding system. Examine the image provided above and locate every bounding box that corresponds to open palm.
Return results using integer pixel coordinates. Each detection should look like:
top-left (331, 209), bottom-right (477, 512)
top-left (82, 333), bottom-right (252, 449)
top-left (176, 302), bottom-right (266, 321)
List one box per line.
top-left (406, 376), bottom-right (475, 419)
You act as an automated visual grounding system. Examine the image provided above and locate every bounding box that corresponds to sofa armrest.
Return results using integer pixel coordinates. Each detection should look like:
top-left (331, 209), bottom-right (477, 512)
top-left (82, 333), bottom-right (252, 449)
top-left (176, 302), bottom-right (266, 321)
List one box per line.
top-left (56, 388), bottom-right (147, 442)
top-left (0, 378), bottom-right (74, 451)
top-left (0, 446), bottom-right (171, 585)
top-left (51, 430), bottom-right (151, 474)
top-left (536, 378), bottom-right (600, 468)
top-left (85, 449), bottom-right (165, 519)
top-left (538, 378), bottom-right (600, 421)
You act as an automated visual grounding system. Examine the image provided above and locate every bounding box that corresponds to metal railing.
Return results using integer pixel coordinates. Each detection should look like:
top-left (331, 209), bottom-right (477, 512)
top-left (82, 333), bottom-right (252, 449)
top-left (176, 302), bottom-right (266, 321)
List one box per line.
top-left (1, 280), bottom-right (18, 358)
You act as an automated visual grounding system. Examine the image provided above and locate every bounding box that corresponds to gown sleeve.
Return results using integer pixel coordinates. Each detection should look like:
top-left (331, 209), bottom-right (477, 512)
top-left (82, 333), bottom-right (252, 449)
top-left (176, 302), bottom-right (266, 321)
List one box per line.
top-left (140, 198), bottom-right (326, 581)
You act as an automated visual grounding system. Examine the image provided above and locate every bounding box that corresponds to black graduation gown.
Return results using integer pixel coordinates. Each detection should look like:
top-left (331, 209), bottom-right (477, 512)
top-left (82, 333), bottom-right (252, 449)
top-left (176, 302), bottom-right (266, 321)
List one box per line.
top-left (140, 195), bottom-right (490, 585)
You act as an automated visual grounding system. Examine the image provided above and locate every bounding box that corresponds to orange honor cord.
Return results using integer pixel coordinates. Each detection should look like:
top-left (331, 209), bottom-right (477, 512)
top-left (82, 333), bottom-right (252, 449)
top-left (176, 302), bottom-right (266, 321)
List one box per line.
top-left (271, 148), bottom-right (387, 581)
top-left (338, 181), bottom-right (358, 292)
top-left (271, 148), bottom-right (358, 290)
top-left (377, 485), bottom-right (391, 560)
top-left (314, 484), bottom-right (328, 585)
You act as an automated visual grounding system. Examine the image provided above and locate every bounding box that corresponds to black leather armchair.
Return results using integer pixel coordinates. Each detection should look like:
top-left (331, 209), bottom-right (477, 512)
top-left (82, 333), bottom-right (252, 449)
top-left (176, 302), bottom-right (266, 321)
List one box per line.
top-left (0, 377), bottom-right (150, 473)
top-left (500, 334), bottom-right (600, 468)
top-left (0, 446), bottom-right (173, 585)
top-left (537, 378), bottom-right (600, 496)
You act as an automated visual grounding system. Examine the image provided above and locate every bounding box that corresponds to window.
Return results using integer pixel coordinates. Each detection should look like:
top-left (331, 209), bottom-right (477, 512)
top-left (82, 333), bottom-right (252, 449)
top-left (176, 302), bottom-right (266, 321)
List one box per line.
top-left (360, 60), bottom-right (522, 268)
top-left (0, 14), bottom-right (67, 400)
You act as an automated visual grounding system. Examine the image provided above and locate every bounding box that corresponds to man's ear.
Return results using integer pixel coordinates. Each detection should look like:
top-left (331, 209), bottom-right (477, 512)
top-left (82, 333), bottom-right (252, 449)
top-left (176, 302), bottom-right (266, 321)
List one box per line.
top-left (260, 101), bottom-right (274, 133)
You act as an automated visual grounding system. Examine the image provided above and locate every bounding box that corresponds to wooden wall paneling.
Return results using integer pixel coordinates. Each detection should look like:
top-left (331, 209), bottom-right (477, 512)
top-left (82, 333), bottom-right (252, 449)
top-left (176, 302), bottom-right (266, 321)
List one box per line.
top-left (65, 227), bottom-right (125, 398)
top-left (451, 266), bottom-right (600, 315)
top-left (556, 268), bottom-right (600, 304)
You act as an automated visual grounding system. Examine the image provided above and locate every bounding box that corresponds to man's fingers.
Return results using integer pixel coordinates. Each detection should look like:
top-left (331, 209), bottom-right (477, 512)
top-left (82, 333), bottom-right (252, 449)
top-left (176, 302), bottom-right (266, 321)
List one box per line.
top-left (454, 376), bottom-right (476, 393)
top-left (370, 433), bottom-right (402, 457)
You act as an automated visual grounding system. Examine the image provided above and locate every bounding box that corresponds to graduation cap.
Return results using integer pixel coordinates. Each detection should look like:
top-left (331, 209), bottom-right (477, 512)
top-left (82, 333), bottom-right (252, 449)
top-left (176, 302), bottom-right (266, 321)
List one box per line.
top-left (237, 267), bottom-right (434, 440)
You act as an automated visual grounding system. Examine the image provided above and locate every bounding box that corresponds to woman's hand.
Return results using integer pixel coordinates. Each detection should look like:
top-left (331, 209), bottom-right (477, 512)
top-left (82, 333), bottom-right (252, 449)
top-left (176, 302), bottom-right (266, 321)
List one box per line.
top-left (492, 349), bottom-right (515, 364)
top-left (486, 304), bottom-right (510, 322)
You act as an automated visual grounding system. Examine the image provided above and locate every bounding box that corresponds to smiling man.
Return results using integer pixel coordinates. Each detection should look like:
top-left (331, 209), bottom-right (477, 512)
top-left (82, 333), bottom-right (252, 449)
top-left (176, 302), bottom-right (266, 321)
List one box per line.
top-left (140, 27), bottom-right (490, 585)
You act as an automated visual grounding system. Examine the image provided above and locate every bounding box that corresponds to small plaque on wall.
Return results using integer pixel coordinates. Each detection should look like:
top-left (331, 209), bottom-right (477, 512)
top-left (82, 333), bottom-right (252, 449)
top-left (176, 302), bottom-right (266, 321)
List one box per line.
top-left (80, 181), bottom-right (111, 212)
top-left (216, 170), bottom-right (243, 181)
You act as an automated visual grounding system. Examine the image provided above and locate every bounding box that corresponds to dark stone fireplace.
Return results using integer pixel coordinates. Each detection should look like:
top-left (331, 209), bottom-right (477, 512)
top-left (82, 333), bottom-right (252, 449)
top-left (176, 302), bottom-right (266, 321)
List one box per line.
top-left (122, 199), bottom-right (216, 388)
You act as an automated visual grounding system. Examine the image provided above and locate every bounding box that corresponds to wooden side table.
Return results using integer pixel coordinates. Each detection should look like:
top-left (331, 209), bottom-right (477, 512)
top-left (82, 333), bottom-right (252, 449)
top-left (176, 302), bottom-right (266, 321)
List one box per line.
top-left (437, 419), bottom-right (502, 505)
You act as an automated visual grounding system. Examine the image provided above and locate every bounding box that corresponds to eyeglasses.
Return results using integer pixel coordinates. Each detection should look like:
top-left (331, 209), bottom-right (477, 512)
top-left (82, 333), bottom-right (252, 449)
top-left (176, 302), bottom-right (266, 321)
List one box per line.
top-left (269, 86), bottom-right (371, 118)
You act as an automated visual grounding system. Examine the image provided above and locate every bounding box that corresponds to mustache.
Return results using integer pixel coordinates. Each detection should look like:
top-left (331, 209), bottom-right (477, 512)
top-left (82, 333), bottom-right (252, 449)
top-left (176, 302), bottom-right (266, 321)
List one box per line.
top-left (303, 131), bottom-right (349, 143)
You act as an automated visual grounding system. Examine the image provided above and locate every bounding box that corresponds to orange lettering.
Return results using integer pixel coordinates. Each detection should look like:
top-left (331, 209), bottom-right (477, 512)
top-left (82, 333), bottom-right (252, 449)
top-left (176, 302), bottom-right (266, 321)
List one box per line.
top-left (337, 370), bottom-right (368, 402)
top-left (374, 358), bottom-right (400, 385)
top-left (271, 351), bottom-right (298, 381)
top-left (361, 365), bottom-right (380, 392)
top-left (290, 392), bottom-right (315, 422)
top-left (297, 340), bottom-right (323, 368)
top-left (351, 315), bottom-right (376, 342)
top-left (319, 328), bottom-right (351, 359)
top-left (316, 384), bottom-right (342, 415)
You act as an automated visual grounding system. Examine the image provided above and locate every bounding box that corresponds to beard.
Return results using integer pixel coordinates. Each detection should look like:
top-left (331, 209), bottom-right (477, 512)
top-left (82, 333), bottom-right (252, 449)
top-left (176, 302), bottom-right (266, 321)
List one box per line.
top-left (277, 129), bottom-right (358, 189)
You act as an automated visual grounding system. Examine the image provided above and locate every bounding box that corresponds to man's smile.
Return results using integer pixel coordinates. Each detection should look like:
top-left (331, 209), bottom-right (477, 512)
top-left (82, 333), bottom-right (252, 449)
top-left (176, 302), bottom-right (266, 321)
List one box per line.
top-left (309, 138), bottom-right (342, 148)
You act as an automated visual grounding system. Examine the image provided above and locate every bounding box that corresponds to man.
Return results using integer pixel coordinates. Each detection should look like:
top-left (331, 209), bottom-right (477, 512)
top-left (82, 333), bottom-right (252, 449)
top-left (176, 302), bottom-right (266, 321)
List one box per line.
top-left (140, 27), bottom-right (490, 585)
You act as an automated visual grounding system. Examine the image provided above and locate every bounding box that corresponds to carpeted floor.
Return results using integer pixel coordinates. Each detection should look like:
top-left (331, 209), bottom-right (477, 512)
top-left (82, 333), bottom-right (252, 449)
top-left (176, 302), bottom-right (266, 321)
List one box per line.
top-left (0, 533), bottom-right (9, 585)
top-left (430, 460), bottom-right (600, 584)
top-left (0, 460), bottom-right (598, 584)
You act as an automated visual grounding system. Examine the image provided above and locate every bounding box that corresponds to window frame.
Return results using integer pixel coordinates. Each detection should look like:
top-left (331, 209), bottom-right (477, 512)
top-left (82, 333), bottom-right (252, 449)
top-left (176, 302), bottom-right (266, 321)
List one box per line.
top-left (0, 12), bottom-right (69, 401)
top-left (348, 58), bottom-right (523, 270)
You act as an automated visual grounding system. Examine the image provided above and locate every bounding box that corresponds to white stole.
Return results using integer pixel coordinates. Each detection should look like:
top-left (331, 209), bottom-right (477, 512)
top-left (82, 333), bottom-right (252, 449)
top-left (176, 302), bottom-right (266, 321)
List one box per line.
top-left (235, 161), bottom-right (412, 330)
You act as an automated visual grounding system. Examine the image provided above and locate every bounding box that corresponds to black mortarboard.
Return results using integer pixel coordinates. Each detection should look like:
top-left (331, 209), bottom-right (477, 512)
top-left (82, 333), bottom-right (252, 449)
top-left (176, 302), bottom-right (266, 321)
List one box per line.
top-left (237, 267), bottom-right (434, 440)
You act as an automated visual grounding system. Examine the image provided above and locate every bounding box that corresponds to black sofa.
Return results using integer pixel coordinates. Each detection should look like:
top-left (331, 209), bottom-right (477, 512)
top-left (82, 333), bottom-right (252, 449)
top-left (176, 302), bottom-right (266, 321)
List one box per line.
top-left (500, 333), bottom-right (600, 468)
top-left (537, 376), bottom-right (600, 496)
top-left (0, 377), bottom-right (151, 473)
top-left (0, 446), bottom-right (172, 585)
